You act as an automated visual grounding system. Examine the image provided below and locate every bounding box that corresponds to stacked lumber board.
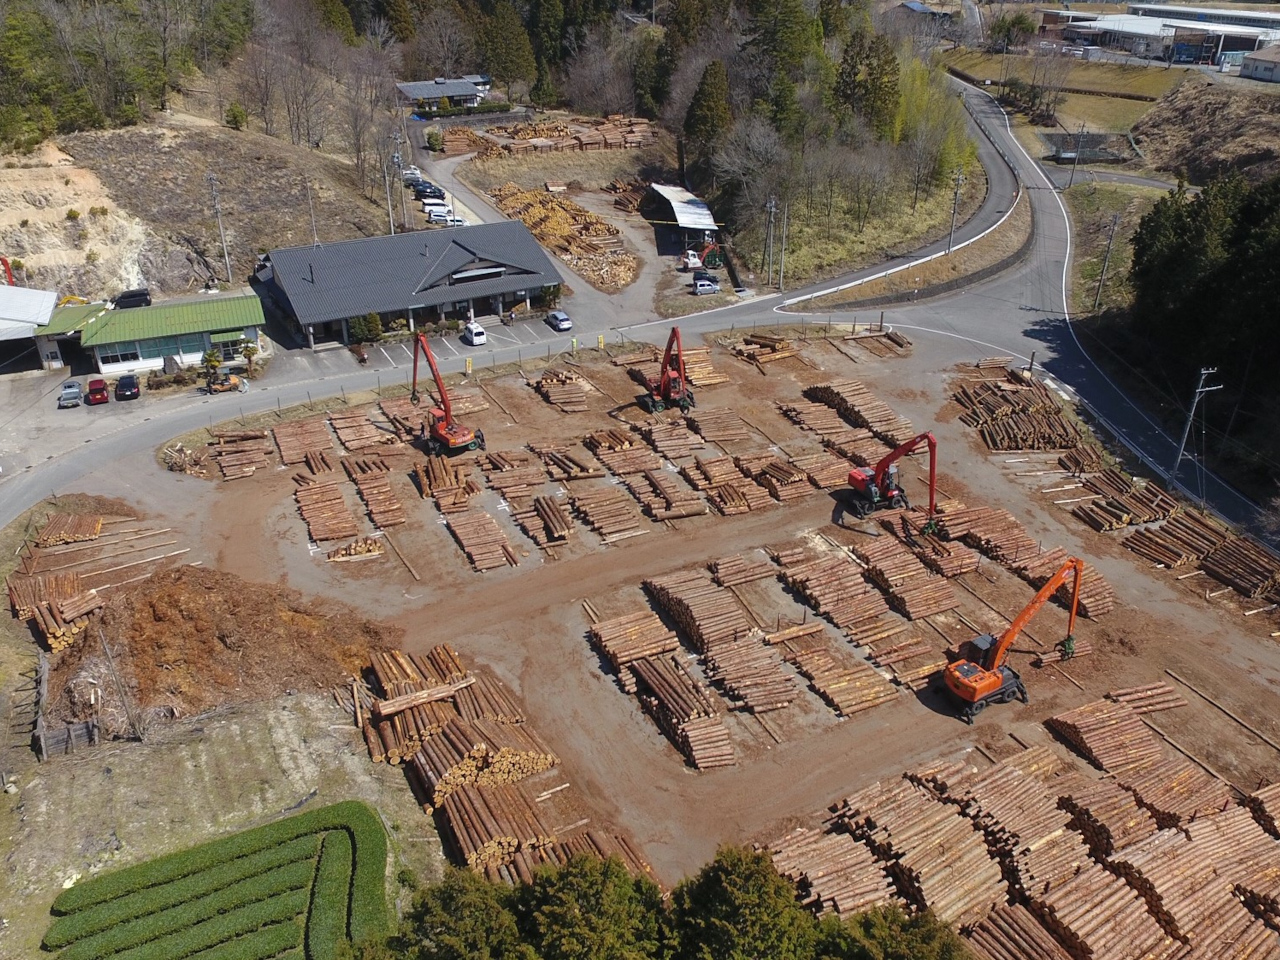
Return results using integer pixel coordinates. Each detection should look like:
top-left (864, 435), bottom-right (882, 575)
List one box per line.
top-left (1053, 774), bottom-right (1159, 857)
top-left (1201, 535), bottom-right (1280, 599)
top-left (415, 456), bottom-right (481, 513)
top-left (834, 777), bottom-right (1006, 927)
top-left (408, 716), bottom-right (558, 810)
top-left (1105, 683), bottom-right (1187, 714)
top-left (588, 612), bottom-right (680, 692)
top-left (344, 458), bottom-right (406, 528)
top-left (851, 537), bottom-right (958, 620)
top-left (329, 411), bottom-right (397, 451)
top-left (535, 369), bottom-right (589, 412)
top-left (954, 374), bottom-right (1081, 452)
top-left (880, 510), bottom-right (982, 577)
top-left (35, 514), bottom-right (103, 546)
top-left (1247, 783), bottom-right (1280, 837)
top-left (207, 432), bottom-right (273, 480)
top-left (1071, 470), bottom-right (1180, 532)
top-left (497, 831), bottom-right (656, 885)
top-left (272, 417), bottom-right (334, 464)
top-left (767, 828), bottom-right (900, 917)
top-left (708, 553), bottom-right (775, 587)
top-left (446, 511), bottom-right (520, 570)
top-left (294, 482), bottom-right (359, 541)
top-left (438, 781), bottom-right (557, 869)
top-left (934, 506), bottom-right (1041, 564)
top-left (686, 408), bottom-right (749, 443)
top-left (790, 451), bottom-right (851, 489)
top-left (735, 454), bottom-right (813, 502)
top-left (641, 421), bottom-right (704, 459)
top-left (679, 457), bottom-right (773, 515)
top-left (804, 381), bottom-right (915, 447)
top-left (681, 346), bottom-right (729, 386)
top-left (784, 646), bottom-right (898, 716)
top-left (966, 904), bottom-right (1074, 960)
top-left (1012, 547), bottom-right (1117, 619)
top-left (620, 469), bottom-right (706, 520)
top-left (325, 537), bottom-right (384, 561)
top-left (528, 443), bottom-right (606, 480)
top-left (1123, 511), bottom-right (1230, 568)
top-left (778, 554), bottom-right (890, 628)
top-left (571, 486), bottom-right (647, 542)
top-left (509, 495), bottom-right (575, 548)
top-left (7, 572), bottom-right (83, 619)
top-left (628, 654), bottom-right (734, 768)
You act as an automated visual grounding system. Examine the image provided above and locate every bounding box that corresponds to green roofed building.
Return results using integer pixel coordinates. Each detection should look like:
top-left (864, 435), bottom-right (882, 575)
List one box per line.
top-left (36, 291), bottom-right (267, 375)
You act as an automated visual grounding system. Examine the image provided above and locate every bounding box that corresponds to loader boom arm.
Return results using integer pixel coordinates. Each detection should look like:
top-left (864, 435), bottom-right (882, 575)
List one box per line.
top-left (985, 557), bottom-right (1084, 671)
top-left (660, 327), bottom-right (687, 398)
top-left (0, 256), bottom-right (14, 286)
top-left (410, 332), bottom-right (452, 425)
top-left (872, 432), bottom-right (938, 517)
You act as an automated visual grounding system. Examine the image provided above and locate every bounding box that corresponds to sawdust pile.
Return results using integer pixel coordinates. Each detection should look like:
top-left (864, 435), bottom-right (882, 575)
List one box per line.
top-left (48, 567), bottom-right (399, 734)
top-left (1132, 76), bottom-right (1280, 183)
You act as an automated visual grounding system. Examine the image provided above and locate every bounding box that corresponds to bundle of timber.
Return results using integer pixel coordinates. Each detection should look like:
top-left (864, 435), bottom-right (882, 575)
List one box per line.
top-left (437, 781), bottom-right (557, 869)
top-left (628, 654), bottom-right (734, 768)
top-left (31, 590), bottom-right (102, 650)
top-left (408, 716), bottom-right (558, 810)
top-left (851, 537), bottom-right (958, 619)
top-left (1247, 783), bottom-right (1280, 837)
top-left (207, 433), bottom-right (273, 480)
top-left (780, 554), bottom-right (890, 628)
top-left (294, 482), bottom-right (359, 542)
top-left (686, 409), bottom-right (750, 443)
top-left (966, 904), bottom-right (1074, 960)
top-left (954, 374), bottom-right (1081, 452)
top-left (834, 777), bottom-right (1006, 927)
top-left (7, 572), bottom-right (83, 619)
top-left (535, 369), bottom-right (590, 413)
top-left (329, 411), bottom-right (397, 451)
top-left (161, 442), bottom-right (207, 476)
top-left (509, 495), bottom-right (575, 547)
top-left (880, 510), bottom-right (982, 577)
top-left (641, 421), bottom-right (704, 459)
top-left (776, 400), bottom-right (847, 437)
top-left (588, 612), bottom-right (679, 691)
top-left (701, 636), bottom-right (796, 713)
top-left (1058, 446), bottom-right (1105, 475)
top-left (679, 457), bottom-right (773, 515)
top-left (529, 443), bottom-right (606, 480)
top-left (735, 454), bottom-right (813, 502)
top-left (1106, 683), bottom-right (1187, 714)
top-left (1053, 773), bottom-right (1158, 857)
top-left (729, 333), bottom-right (796, 364)
top-left (680, 347), bottom-right (729, 386)
top-left (500, 831), bottom-right (655, 885)
top-left (380, 394), bottom-right (490, 439)
top-left (767, 828), bottom-right (900, 918)
top-left (594, 446), bottom-right (662, 476)
top-left (785, 646), bottom-right (898, 716)
top-left (708, 553), bottom-right (776, 587)
top-left (643, 570), bottom-right (756, 653)
top-left (571, 486), bottom-right (646, 542)
top-left (1201, 534), bottom-right (1280, 599)
top-left (446, 511), bottom-right (520, 570)
top-left (484, 464), bottom-right (549, 500)
top-left (934, 506), bottom-right (1040, 564)
top-left (344, 458), bottom-right (406, 528)
top-left (790, 451), bottom-right (851, 489)
top-left (1076, 470), bottom-right (1180, 529)
top-left (325, 537), bottom-right (384, 562)
top-left (272, 417), bottom-right (334, 464)
top-left (804, 381), bottom-right (915, 447)
top-left (35, 514), bottom-right (103, 546)
top-left (1012, 547), bottom-right (1117, 619)
top-left (622, 469), bottom-right (707, 520)
top-left (1123, 510), bottom-right (1230, 568)
top-left (414, 456), bottom-right (481, 513)
top-left (585, 427), bottom-right (638, 451)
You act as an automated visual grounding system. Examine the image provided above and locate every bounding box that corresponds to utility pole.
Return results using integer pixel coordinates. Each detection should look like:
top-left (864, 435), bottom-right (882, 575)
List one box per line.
top-left (306, 180), bottom-right (319, 246)
top-left (778, 200), bottom-right (789, 293)
top-left (1067, 123), bottom-right (1086, 190)
top-left (207, 174), bottom-right (232, 287)
top-left (390, 132), bottom-right (408, 231)
top-left (765, 196), bottom-right (777, 288)
top-left (382, 165), bottom-right (395, 236)
top-left (1093, 214), bottom-right (1120, 311)
top-left (947, 169), bottom-right (965, 253)
top-left (1172, 367), bottom-right (1223, 478)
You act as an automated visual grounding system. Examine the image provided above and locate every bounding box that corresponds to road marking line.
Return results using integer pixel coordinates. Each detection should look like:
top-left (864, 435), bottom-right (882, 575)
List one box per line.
top-left (439, 339), bottom-right (460, 357)
top-left (379, 346), bottom-right (396, 368)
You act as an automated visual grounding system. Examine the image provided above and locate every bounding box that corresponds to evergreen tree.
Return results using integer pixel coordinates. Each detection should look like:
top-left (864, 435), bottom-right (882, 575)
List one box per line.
top-left (313, 0), bottom-right (358, 44)
top-left (683, 60), bottom-right (732, 153)
top-left (818, 0), bottom-right (848, 42)
top-left (532, 0), bottom-right (565, 65)
top-left (631, 30), bottom-right (663, 118)
top-left (398, 868), bottom-right (535, 960)
top-left (482, 1), bottom-right (537, 99)
top-left (385, 0), bottom-right (416, 41)
top-left (746, 0), bottom-right (815, 78)
top-left (531, 58), bottom-right (558, 108)
top-left (863, 36), bottom-right (899, 140)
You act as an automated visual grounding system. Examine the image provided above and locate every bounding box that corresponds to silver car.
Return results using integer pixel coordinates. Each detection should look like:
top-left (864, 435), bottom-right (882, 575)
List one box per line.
top-left (57, 381), bottom-right (83, 408)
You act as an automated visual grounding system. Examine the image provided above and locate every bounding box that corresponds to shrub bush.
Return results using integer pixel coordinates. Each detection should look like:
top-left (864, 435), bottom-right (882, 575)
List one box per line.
top-left (179, 919), bottom-right (304, 960)
top-left (305, 829), bottom-right (354, 960)
top-left (65, 208), bottom-right (81, 220)
top-left (104, 887), bottom-right (309, 960)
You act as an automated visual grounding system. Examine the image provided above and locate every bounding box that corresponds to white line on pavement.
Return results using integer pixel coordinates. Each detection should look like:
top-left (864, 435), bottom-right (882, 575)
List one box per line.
top-left (379, 346), bottom-right (396, 368)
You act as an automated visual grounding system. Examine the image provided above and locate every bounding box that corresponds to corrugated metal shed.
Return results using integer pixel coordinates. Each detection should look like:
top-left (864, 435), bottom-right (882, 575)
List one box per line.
top-left (397, 78), bottom-right (484, 101)
top-left (0, 285), bottom-right (58, 342)
top-left (649, 185), bottom-right (719, 232)
top-left (79, 294), bottom-right (264, 346)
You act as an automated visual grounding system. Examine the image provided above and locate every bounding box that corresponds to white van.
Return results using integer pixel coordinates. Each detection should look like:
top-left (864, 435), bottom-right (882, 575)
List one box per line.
top-left (461, 321), bottom-right (487, 346)
top-left (421, 199), bottom-right (453, 216)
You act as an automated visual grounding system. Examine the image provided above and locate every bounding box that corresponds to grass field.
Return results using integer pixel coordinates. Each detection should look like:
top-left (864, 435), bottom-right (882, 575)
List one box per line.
top-left (1053, 93), bottom-right (1155, 133)
top-left (1063, 181), bottom-right (1166, 314)
top-left (939, 50), bottom-right (1187, 100)
top-left (44, 800), bottom-right (388, 960)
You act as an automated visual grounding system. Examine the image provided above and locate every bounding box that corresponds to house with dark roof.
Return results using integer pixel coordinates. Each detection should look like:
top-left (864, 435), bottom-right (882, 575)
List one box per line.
top-left (396, 78), bottom-right (486, 110)
top-left (257, 222), bottom-right (563, 348)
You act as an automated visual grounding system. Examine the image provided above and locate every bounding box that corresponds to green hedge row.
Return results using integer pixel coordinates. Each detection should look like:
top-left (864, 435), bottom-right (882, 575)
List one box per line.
top-left (179, 919), bottom-right (304, 960)
top-left (59, 860), bottom-right (313, 960)
top-left (305, 829), bottom-right (354, 960)
top-left (52, 802), bottom-right (386, 921)
top-left (106, 887), bottom-right (310, 960)
top-left (45, 835), bottom-right (321, 948)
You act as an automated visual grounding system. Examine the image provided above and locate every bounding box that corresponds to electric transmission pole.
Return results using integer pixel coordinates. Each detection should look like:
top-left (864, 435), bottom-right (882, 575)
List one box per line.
top-left (1067, 123), bottom-right (1086, 190)
top-left (947, 169), bottom-right (965, 253)
top-left (1172, 367), bottom-right (1223, 478)
top-left (1093, 214), bottom-right (1120, 311)
top-left (207, 174), bottom-right (232, 287)
top-left (778, 200), bottom-right (789, 293)
top-left (765, 196), bottom-right (777, 288)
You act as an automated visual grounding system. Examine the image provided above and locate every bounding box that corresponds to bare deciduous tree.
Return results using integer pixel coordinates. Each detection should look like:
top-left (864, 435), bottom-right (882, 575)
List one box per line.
top-left (412, 4), bottom-right (476, 79)
top-left (845, 142), bottom-right (897, 231)
top-left (563, 24), bottom-right (635, 117)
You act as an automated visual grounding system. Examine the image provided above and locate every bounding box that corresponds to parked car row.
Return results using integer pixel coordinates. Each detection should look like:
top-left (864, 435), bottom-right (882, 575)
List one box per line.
top-left (457, 310), bottom-right (574, 348)
top-left (56, 374), bottom-right (142, 409)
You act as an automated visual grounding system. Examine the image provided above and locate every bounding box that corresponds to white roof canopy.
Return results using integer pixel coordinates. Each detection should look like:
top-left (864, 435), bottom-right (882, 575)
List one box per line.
top-left (650, 185), bottom-right (719, 232)
top-left (0, 285), bottom-right (58, 342)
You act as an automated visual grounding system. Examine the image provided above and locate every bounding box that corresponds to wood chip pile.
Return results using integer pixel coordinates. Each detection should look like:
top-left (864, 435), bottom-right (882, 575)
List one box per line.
top-left (207, 430), bottom-right (273, 480)
top-left (1072, 470), bottom-right (1180, 532)
top-left (571, 486), bottom-right (647, 542)
top-left (641, 421), bottom-right (704, 459)
top-left (446, 511), bottom-right (520, 570)
top-left (850, 536), bottom-right (958, 620)
top-left (954, 372), bottom-right (1081, 452)
top-left (529, 442), bottom-right (606, 481)
top-left (272, 417), bottom-right (334, 465)
top-left (735, 454), bottom-right (814, 502)
top-left (535, 369), bottom-right (589, 413)
top-left (293, 481), bottom-right (359, 542)
top-left (1201, 535), bottom-right (1280, 599)
top-left (329, 411), bottom-right (397, 451)
top-left (629, 654), bottom-right (735, 768)
top-left (767, 828), bottom-right (900, 918)
top-left (680, 457), bottom-right (773, 515)
top-left (804, 380), bottom-right (915, 447)
top-left (778, 553), bottom-right (890, 629)
top-left (414, 456), bottom-right (481, 514)
top-left (1123, 511), bottom-right (1230, 568)
top-left (933, 505), bottom-right (1041, 564)
top-left (344, 458), bottom-right (406, 528)
top-left (1012, 547), bottom-right (1117, 619)
top-left (621, 469), bottom-right (706, 520)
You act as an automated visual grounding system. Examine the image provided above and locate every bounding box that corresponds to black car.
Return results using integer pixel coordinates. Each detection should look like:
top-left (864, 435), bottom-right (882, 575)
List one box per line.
top-left (413, 183), bottom-right (445, 200)
top-left (692, 270), bottom-right (718, 285)
top-left (115, 374), bottom-right (141, 400)
top-left (113, 287), bottom-right (151, 309)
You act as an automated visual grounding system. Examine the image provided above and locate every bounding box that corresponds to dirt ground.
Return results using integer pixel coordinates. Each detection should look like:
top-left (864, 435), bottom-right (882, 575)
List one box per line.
top-left (6, 328), bottom-right (1280, 946)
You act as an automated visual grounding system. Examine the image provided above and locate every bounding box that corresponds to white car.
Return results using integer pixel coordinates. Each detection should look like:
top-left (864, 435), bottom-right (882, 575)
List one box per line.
top-left (461, 321), bottom-right (486, 346)
top-left (421, 199), bottom-right (453, 216)
top-left (400, 165), bottom-right (422, 180)
top-left (693, 278), bottom-right (721, 296)
top-left (545, 310), bottom-right (572, 332)
top-left (427, 210), bottom-right (468, 226)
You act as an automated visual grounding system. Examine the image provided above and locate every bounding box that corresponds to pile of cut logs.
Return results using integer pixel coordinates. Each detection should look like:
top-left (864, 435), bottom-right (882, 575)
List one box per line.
top-left (571, 487), bottom-right (647, 542)
top-left (1058, 446), bottom-right (1105, 475)
top-left (679, 457), bottom-right (773, 515)
top-left (509, 495), bottom-right (575, 548)
top-left (495, 831), bottom-right (655, 885)
top-left (528, 443), bottom-right (606, 481)
top-left (1054, 773), bottom-right (1158, 857)
top-left (735, 454), bottom-right (813, 502)
top-left (1072, 470), bottom-right (1180, 532)
top-left (446, 511), bottom-right (520, 570)
top-left (966, 904), bottom-right (1074, 960)
top-left (293, 481), bottom-right (359, 542)
top-left (326, 537), bottom-right (384, 562)
top-left (620, 470), bottom-right (706, 520)
top-left (1011, 547), bottom-right (1116, 619)
top-left (589, 436), bottom-right (661, 475)
top-left (790, 451), bottom-right (851, 489)
top-left (439, 781), bottom-right (556, 869)
top-left (414, 456), bottom-right (481, 513)
top-left (824, 428), bottom-right (893, 467)
top-left (708, 553), bottom-right (776, 587)
top-left (779, 554), bottom-right (890, 628)
top-left (588, 611), bottom-right (680, 691)
top-left (680, 346), bottom-right (730, 386)
top-left (729, 333), bottom-right (796, 365)
top-left (1247, 783), bottom-right (1280, 838)
top-left (409, 716), bottom-right (559, 810)
top-left (629, 654), bottom-right (735, 768)
top-left (1105, 683), bottom-right (1187, 714)
top-left (879, 510), bottom-right (982, 577)
top-left (7, 571), bottom-right (83, 620)
top-left (535, 369), bottom-right (589, 413)
top-left (1048, 699), bottom-right (1165, 773)
top-left (29, 590), bottom-right (103, 650)
top-left (35, 514), bottom-right (103, 546)
top-left (785, 646), bottom-right (898, 716)
top-left (686, 408), bottom-right (749, 443)
top-left (329, 411), bottom-right (397, 451)
top-left (641, 421), bottom-right (704, 459)
top-left (1123, 510), bottom-right (1230, 568)
top-left (851, 536), bottom-right (958, 620)
top-left (481, 450), bottom-right (547, 500)
top-left (1027, 861), bottom-right (1176, 960)
top-left (776, 400), bottom-right (847, 437)
top-left (344, 458), bottom-right (406, 528)
top-left (273, 417), bottom-right (334, 464)
top-left (207, 431), bottom-right (273, 480)
top-left (1201, 534), bottom-right (1280, 599)
top-left (804, 381), bottom-right (915, 447)
top-left (953, 373), bottom-right (1081, 452)
top-left (767, 827), bottom-right (900, 918)
top-left (933, 505), bottom-right (1041, 564)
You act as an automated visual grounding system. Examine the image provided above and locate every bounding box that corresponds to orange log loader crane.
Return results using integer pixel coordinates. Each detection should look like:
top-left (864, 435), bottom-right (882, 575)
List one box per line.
top-left (846, 431), bottom-right (938, 524)
top-left (943, 556), bottom-right (1084, 723)
top-left (637, 326), bottom-right (695, 413)
top-left (1, 256), bottom-right (15, 286)
top-left (409, 332), bottom-right (485, 455)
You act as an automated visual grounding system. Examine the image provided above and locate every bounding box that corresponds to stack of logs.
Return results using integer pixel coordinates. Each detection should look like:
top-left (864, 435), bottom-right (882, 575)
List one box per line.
top-left (508, 495), bottom-right (575, 548)
top-left (1072, 470), bottom-right (1180, 532)
top-left (1105, 683), bottom-right (1187, 714)
top-left (571, 487), bottom-right (646, 542)
top-left (686, 408), bottom-right (749, 443)
top-left (641, 421), bottom-right (704, 459)
top-left (804, 381), bottom-right (915, 447)
top-left (777, 553), bottom-right (890, 629)
top-left (29, 589), bottom-right (103, 650)
top-left (535, 369), bottom-right (590, 413)
top-left (206, 430), bottom-right (272, 480)
top-left (629, 654), bottom-right (735, 768)
top-left (529, 443), bottom-right (606, 481)
top-left (767, 827), bottom-right (900, 918)
top-left (1011, 547), bottom-right (1117, 619)
top-left (439, 781), bottom-right (556, 870)
top-left (735, 454), bottom-right (813, 502)
top-left (621, 469), bottom-right (706, 520)
top-left (790, 452), bottom-right (852, 489)
top-left (481, 451), bottom-right (548, 501)
top-left (729, 334), bottom-right (796, 365)
top-left (784, 644), bottom-right (899, 717)
top-left (953, 372), bottom-right (1081, 452)
top-left (879, 509), bottom-right (982, 577)
top-left (775, 401), bottom-right (892, 466)
top-left (273, 418), bottom-right (334, 465)
top-left (1054, 772), bottom-right (1158, 857)
top-left (35, 514), bottom-right (103, 546)
top-left (585, 429), bottom-right (662, 476)
top-left (850, 536), bottom-right (958, 620)
top-left (329, 411), bottom-right (397, 451)
top-left (1123, 510), bottom-right (1229, 568)
top-left (343, 458), bottom-right (406, 528)
top-left (680, 346), bottom-right (730, 386)
top-left (326, 537), bottom-right (384, 562)
top-left (1058, 446), bottom-right (1105, 475)
top-left (933, 505), bottom-right (1041, 564)
top-left (680, 457), bottom-right (773, 515)
top-left (408, 716), bottom-right (559, 810)
top-left (588, 611), bottom-right (680, 692)
top-left (708, 553), bottom-right (776, 587)
top-left (1247, 783), bottom-right (1280, 838)
top-left (495, 831), bottom-right (655, 885)
top-left (446, 511), bottom-right (520, 571)
top-left (293, 481), bottom-right (358, 541)
top-left (414, 456), bottom-right (481, 514)
top-left (1201, 534), bottom-right (1280, 599)
top-left (966, 904), bottom-right (1074, 960)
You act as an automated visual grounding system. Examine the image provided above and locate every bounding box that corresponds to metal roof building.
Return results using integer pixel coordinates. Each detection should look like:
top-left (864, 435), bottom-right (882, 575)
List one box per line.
top-left (259, 222), bottom-right (563, 348)
top-left (0, 284), bottom-right (58, 343)
top-left (396, 78), bottom-right (485, 108)
top-left (648, 185), bottom-right (719, 233)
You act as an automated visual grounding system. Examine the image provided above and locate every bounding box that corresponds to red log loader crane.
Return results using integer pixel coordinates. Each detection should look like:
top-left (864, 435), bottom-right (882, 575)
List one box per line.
top-left (637, 326), bottom-right (695, 413)
top-left (1, 256), bottom-right (15, 286)
top-left (943, 556), bottom-right (1084, 723)
top-left (409, 332), bottom-right (484, 455)
top-left (846, 431), bottom-right (938, 523)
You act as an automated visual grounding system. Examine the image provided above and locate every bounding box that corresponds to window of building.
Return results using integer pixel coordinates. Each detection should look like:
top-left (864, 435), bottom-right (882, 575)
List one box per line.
top-left (98, 344), bottom-right (141, 365)
top-left (219, 339), bottom-right (245, 361)
top-left (138, 335), bottom-right (182, 360)
top-left (179, 333), bottom-right (206, 354)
